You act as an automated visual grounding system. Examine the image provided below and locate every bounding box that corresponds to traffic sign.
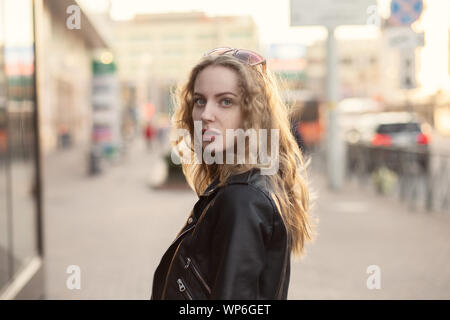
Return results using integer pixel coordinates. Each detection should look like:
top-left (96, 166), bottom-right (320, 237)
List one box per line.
top-left (386, 27), bottom-right (424, 49)
top-left (399, 49), bottom-right (417, 89)
top-left (290, 0), bottom-right (376, 27)
top-left (389, 0), bottom-right (423, 26)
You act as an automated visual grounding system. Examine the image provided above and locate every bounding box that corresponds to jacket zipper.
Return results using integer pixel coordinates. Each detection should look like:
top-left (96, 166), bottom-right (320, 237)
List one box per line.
top-left (177, 278), bottom-right (193, 300)
top-left (184, 257), bottom-right (211, 295)
top-left (161, 224), bottom-right (196, 299)
top-left (161, 195), bottom-right (217, 299)
top-left (161, 241), bottom-right (183, 299)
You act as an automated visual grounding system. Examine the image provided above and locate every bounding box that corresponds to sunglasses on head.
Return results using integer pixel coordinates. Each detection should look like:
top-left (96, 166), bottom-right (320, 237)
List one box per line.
top-left (204, 47), bottom-right (267, 73)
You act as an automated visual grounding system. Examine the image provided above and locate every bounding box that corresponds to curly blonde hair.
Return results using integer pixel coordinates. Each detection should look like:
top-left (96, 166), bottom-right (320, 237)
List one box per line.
top-left (171, 54), bottom-right (316, 257)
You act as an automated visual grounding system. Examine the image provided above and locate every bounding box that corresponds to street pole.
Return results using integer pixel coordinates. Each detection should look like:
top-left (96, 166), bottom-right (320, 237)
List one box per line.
top-left (326, 26), bottom-right (345, 190)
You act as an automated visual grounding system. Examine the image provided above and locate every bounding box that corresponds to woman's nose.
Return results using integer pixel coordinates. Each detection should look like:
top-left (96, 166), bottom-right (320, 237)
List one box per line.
top-left (200, 103), bottom-right (215, 122)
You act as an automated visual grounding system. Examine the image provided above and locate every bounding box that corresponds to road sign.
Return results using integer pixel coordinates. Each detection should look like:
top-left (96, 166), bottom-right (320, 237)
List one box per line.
top-left (389, 0), bottom-right (423, 26)
top-left (386, 27), bottom-right (424, 49)
top-left (290, 0), bottom-right (376, 27)
top-left (289, 0), bottom-right (376, 190)
top-left (399, 49), bottom-right (417, 89)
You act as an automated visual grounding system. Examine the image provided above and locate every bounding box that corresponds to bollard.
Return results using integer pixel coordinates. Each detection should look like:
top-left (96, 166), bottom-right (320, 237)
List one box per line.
top-left (88, 147), bottom-right (102, 176)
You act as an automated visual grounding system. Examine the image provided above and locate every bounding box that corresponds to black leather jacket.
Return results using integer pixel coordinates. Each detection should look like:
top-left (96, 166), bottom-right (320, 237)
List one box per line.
top-left (151, 168), bottom-right (291, 300)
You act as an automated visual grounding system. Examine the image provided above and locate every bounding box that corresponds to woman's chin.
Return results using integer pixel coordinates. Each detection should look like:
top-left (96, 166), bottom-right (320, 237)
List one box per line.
top-left (203, 142), bottom-right (228, 162)
top-left (203, 141), bottom-right (218, 153)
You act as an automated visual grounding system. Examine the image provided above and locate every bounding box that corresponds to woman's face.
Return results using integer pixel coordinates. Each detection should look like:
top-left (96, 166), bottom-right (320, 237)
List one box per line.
top-left (192, 65), bottom-right (243, 155)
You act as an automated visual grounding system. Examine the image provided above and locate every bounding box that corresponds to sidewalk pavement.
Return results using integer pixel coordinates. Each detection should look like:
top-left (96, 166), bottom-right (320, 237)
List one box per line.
top-left (292, 164), bottom-right (450, 299)
top-left (42, 138), bottom-right (450, 299)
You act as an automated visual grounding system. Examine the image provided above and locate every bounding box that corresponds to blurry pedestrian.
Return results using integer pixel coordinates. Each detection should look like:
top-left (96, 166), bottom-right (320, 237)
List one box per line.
top-left (156, 125), bottom-right (166, 147)
top-left (143, 121), bottom-right (155, 150)
top-left (151, 47), bottom-right (316, 300)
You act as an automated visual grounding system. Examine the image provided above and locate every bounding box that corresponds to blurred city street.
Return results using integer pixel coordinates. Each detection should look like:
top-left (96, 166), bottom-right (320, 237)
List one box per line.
top-left (43, 138), bottom-right (450, 299)
top-left (1, 0), bottom-right (450, 301)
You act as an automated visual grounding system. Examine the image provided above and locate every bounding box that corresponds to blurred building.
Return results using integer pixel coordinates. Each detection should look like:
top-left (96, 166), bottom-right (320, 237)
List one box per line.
top-left (0, 0), bottom-right (109, 299)
top-left (108, 12), bottom-right (260, 120)
top-left (266, 43), bottom-right (307, 91)
top-left (305, 38), bottom-right (382, 99)
top-left (0, 0), bottom-right (43, 299)
top-left (36, 0), bottom-right (108, 154)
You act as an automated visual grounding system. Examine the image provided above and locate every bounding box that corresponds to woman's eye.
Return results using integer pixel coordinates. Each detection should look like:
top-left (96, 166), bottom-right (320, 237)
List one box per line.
top-left (222, 98), bottom-right (232, 106)
top-left (194, 97), bottom-right (205, 106)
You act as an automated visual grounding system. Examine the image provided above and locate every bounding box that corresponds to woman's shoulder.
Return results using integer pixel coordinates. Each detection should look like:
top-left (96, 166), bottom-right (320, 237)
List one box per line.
top-left (224, 168), bottom-right (276, 202)
top-left (213, 168), bottom-right (280, 222)
top-left (217, 182), bottom-right (271, 207)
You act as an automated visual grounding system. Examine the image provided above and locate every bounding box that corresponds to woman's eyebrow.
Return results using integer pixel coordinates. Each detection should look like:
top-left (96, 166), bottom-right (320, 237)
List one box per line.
top-left (194, 92), bottom-right (238, 97)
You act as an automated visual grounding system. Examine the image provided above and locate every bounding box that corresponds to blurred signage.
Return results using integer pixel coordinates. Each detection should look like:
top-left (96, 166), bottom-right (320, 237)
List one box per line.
top-left (386, 27), bottom-right (424, 49)
top-left (91, 58), bottom-right (121, 153)
top-left (93, 60), bottom-right (117, 75)
top-left (290, 0), bottom-right (376, 27)
top-left (399, 49), bottom-right (417, 89)
top-left (388, 0), bottom-right (423, 26)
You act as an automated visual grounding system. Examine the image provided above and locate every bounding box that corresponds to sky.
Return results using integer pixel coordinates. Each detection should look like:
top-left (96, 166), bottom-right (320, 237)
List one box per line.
top-left (77, 0), bottom-right (387, 46)
top-left (78, 0), bottom-right (449, 93)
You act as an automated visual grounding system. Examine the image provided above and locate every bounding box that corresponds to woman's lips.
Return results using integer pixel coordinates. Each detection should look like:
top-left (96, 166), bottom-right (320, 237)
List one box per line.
top-left (203, 135), bottom-right (215, 142)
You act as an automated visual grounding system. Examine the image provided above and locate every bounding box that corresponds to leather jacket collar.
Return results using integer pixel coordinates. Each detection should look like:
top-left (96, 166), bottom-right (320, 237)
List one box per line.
top-left (200, 168), bottom-right (262, 197)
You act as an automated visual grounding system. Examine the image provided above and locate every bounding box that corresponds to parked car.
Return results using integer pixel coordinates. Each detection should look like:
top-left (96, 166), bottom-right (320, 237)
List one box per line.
top-left (370, 112), bottom-right (430, 148)
top-left (345, 112), bottom-right (431, 174)
top-left (369, 112), bottom-right (431, 172)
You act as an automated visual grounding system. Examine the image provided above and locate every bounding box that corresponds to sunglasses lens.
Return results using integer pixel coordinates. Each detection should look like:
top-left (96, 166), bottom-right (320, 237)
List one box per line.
top-left (234, 50), bottom-right (264, 65)
top-left (205, 48), bottom-right (266, 71)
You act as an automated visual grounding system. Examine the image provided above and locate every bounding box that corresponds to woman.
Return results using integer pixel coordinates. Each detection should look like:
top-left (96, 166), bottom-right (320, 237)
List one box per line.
top-left (151, 47), bottom-right (316, 300)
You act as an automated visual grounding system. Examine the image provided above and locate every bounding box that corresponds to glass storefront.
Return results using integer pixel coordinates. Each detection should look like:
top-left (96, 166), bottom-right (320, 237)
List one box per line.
top-left (0, 0), bottom-right (43, 298)
top-left (0, 0), bottom-right (8, 288)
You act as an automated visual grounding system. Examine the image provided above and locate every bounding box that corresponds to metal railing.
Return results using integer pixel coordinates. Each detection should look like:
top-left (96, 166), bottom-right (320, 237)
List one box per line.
top-left (308, 142), bottom-right (450, 214)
